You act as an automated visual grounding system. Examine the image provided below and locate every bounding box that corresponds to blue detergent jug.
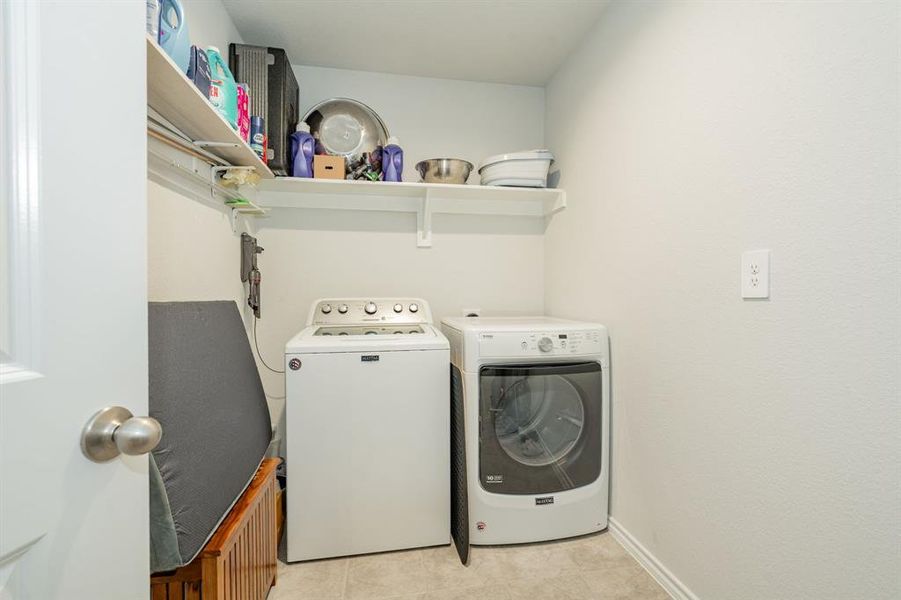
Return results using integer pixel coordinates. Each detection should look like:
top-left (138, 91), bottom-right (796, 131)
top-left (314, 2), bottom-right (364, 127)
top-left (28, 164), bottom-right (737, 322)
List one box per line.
top-left (158, 0), bottom-right (190, 73)
top-left (290, 122), bottom-right (315, 178)
top-left (206, 46), bottom-right (238, 130)
top-left (382, 136), bottom-right (403, 182)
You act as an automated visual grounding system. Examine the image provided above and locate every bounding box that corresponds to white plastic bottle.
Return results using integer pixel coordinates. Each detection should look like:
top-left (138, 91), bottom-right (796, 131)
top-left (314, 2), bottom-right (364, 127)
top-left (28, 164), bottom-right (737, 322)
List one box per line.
top-left (146, 0), bottom-right (161, 38)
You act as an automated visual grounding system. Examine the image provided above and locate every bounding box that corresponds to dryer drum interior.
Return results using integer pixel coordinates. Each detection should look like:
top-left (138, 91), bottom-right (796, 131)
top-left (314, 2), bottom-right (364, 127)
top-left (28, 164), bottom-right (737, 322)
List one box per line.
top-left (479, 361), bottom-right (603, 495)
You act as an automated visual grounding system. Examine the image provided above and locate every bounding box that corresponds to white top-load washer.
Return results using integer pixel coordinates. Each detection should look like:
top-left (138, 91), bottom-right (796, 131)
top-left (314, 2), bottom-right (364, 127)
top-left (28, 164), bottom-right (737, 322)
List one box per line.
top-left (441, 317), bottom-right (609, 550)
top-left (285, 298), bottom-right (450, 562)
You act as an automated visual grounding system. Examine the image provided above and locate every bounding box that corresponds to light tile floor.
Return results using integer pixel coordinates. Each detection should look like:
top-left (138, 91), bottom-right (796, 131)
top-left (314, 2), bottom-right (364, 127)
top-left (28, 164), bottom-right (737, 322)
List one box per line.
top-left (269, 532), bottom-right (670, 600)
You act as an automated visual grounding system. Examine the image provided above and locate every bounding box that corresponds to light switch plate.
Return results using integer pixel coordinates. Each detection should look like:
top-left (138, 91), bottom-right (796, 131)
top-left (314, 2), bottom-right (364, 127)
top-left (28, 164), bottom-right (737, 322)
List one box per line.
top-left (741, 249), bottom-right (770, 299)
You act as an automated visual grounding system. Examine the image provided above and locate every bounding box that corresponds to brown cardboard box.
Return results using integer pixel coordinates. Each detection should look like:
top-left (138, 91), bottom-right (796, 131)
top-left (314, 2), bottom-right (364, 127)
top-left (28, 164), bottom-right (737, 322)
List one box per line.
top-left (313, 155), bottom-right (346, 179)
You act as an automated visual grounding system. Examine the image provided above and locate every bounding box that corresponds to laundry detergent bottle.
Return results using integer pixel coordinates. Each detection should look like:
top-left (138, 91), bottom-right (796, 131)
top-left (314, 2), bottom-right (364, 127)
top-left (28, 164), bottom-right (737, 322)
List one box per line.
top-left (382, 136), bottom-right (403, 182)
top-left (290, 122), bottom-right (315, 178)
top-left (206, 46), bottom-right (238, 130)
top-left (158, 0), bottom-right (190, 73)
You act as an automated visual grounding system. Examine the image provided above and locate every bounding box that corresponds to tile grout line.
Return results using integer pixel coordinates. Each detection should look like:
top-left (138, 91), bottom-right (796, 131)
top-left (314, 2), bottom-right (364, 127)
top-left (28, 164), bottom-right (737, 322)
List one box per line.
top-left (340, 558), bottom-right (351, 600)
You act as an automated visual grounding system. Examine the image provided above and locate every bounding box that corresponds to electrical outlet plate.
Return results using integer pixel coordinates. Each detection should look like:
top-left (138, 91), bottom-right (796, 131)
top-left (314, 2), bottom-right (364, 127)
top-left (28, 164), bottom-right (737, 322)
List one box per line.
top-left (741, 249), bottom-right (770, 299)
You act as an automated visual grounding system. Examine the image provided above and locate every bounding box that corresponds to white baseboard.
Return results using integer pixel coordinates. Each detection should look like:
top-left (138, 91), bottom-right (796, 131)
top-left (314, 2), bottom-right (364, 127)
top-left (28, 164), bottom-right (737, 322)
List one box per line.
top-left (608, 517), bottom-right (700, 600)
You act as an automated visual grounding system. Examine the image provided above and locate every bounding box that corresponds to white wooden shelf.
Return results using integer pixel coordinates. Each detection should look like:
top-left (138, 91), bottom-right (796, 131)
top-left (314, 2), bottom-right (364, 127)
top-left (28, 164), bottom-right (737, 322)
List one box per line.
top-left (146, 35), bottom-right (273, 178)
top-left (254, 177), bottom-right (566, 247)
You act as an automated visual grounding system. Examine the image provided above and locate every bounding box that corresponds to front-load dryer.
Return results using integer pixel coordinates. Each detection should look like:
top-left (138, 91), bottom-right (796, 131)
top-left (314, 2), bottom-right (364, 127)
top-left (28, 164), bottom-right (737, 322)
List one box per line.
top-left (441, 317), bottom-right (609, 556)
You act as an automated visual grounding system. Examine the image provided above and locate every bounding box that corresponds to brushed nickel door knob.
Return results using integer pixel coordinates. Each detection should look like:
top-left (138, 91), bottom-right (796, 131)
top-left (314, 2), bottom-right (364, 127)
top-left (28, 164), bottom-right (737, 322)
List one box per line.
top-left (81, 406), bottom-right (162, 462)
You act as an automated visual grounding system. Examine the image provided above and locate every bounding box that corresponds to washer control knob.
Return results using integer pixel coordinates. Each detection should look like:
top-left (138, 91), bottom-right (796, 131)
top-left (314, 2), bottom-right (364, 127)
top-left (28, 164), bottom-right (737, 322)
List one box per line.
top-left (338, 304), bottom-right (349, 314)
top-left (393, 303), bottom-right (404, 313)
top-left (364, 301), bottom-right (378, 315)
top-left (408, 303), bottom-right (419, 313)
top-left (321, 304), bottom-right (332, 314)
top-left (538, 337), bottom-right (554, 352)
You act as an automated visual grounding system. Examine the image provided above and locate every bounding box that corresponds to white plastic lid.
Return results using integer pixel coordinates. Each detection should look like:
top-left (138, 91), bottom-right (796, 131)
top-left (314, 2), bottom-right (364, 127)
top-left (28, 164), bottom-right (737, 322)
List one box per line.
top-left (478, 149), bottom-right (554, 171)
top-left (206, 45), bottom-right (220, 54)
top-left (296, 121), bottom-right (311, 133)
top-left (387, 136), bottom-right (400, 146)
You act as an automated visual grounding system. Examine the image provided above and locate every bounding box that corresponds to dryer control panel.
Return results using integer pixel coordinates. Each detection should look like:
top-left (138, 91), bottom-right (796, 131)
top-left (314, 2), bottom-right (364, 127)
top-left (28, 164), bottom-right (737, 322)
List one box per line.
top-left (478, 330), bottom-right (604, 358)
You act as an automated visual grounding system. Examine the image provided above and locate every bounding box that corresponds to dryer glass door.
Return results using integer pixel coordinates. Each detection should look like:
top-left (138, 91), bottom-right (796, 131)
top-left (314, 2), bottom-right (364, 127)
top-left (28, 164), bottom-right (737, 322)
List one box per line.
top-left (479, 361), bottom-right (602, 494)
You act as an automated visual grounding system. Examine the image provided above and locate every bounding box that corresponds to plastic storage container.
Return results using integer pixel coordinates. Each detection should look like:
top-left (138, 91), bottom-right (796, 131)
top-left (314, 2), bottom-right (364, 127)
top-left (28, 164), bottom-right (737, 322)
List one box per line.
top-left (206, 46), bottom-right (238, 130)
top-left (228, 44), bottom-right (299, 176)
top-left (478, 149), bottom-right (554, 188)
top-left (382, 136), bottom-right (403, 182)
top-left (158, 0), bottom-right (190, 73)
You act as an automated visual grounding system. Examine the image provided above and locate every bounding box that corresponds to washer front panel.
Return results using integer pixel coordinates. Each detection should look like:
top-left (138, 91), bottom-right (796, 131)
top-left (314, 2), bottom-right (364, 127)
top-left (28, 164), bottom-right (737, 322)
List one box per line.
top-left (285, 347), bottom-right (450, 561)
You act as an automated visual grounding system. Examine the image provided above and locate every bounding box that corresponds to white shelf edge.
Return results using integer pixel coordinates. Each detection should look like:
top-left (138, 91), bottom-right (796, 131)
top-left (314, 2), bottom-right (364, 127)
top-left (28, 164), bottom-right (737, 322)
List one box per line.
top-left (253, 177), bottom-right (566, 248)
top-left (258, 176), bottom-right (562, 201)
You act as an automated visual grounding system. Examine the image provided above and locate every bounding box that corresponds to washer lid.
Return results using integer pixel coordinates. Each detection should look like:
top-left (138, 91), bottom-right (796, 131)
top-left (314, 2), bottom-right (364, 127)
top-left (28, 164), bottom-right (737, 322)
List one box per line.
top-left (478, 149), bottom-right (554, 172)
top-left (313, 325), bottom-right (425, 336)
top-left (286, 324), bottom-right (449, 353)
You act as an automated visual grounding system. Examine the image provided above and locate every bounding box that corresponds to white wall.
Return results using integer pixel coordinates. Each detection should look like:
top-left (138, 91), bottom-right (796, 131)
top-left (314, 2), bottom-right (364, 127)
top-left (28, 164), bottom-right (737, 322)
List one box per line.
top-left (181, 0), bottom-right (243, 56)
top-left (253, 67), bottom-right (547, 418)
top-left (147, 181), bottom-right (249, 308)
top-left (148, 1), bottom-right (548, 426)
top-left (293, 65), bottom-right (546, 183)
top-left (545, 2), bottom-right (900, 599)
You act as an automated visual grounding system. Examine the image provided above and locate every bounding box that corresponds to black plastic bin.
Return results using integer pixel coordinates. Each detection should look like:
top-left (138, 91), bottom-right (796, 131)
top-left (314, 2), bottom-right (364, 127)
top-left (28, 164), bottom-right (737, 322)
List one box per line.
top-left (229, 44), bottom-right (299, 176)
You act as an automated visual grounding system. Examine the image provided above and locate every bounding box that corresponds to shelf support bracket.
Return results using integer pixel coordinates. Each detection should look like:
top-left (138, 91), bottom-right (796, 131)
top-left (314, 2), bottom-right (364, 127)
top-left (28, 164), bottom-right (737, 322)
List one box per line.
top-left (551, 190), bottom-right (567, 214)
top-left (195, 141), bottom-right (242, 150)
top-left (417, 190), bottom-right (433, 248)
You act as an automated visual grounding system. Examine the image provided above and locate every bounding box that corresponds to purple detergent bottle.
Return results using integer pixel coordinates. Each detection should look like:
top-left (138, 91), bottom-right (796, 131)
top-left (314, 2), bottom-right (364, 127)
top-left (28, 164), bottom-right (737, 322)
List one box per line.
top-left (290, 122), bottom-right (315, 178)
top-left (382, 136), bottom-right (403, 182)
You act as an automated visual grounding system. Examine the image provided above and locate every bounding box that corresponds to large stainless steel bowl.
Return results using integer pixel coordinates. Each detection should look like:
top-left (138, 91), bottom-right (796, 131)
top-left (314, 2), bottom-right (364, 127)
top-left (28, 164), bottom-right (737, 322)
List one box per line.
top-left (303, 98), bottom-right (390, 170)
top-left (415, 158), bottom-right (474, 184)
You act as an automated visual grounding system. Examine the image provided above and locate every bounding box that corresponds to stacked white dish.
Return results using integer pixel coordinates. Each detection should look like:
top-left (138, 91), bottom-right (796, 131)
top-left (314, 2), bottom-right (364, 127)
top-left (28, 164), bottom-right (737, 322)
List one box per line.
top-left (478, 149), bottom-right (554, 187)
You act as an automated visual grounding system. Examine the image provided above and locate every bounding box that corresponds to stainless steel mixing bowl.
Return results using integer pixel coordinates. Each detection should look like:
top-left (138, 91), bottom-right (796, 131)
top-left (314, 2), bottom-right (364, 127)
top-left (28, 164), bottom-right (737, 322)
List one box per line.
top-left (303, 98), bottom-right (390, 170)
top-left (415, 158), bottom-right (474, 184)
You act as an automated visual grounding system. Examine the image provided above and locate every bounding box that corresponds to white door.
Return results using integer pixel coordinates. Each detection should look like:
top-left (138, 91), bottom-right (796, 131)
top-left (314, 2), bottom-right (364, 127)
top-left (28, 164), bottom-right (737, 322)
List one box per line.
top-left (0, 2), bottom-right (149, 599)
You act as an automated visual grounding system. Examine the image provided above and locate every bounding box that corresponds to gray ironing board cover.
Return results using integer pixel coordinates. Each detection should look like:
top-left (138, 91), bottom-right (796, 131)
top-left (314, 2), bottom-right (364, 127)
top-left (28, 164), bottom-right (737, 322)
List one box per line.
top-left (148, 301), bottom-right (272, 572)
